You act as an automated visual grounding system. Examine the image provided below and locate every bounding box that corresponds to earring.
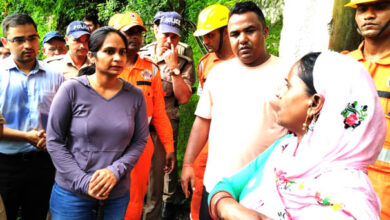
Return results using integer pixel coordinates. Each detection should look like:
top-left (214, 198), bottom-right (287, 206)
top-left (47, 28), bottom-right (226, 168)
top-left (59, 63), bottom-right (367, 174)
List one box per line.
top-left (307, 113), bottom-right (318, 131)
top-left (302, 108), bottom-right (312, 132)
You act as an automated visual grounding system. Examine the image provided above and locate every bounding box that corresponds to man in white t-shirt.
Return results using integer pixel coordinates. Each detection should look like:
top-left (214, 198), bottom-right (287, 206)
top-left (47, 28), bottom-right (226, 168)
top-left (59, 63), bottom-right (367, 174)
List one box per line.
top-left (180, 2), bottom-right (287, 219)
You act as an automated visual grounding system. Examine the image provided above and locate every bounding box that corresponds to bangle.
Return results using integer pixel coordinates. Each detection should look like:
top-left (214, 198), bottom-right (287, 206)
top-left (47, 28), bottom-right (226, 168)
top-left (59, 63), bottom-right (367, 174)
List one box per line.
top-left (212, 195), bottom-right (233, 219)
top-left (182, 164), bottom-right (193, 168)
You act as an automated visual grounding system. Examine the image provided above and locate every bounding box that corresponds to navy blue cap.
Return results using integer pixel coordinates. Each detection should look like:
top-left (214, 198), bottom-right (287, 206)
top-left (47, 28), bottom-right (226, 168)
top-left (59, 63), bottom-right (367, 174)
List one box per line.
top-left (153, 11), bottom-right (164, 24)
top-left (43, 31), bottom-right (65, 44)
top-left (160, 12), bottom-right (182, 36)
top-left (66, 21), bottom-right (91, 39)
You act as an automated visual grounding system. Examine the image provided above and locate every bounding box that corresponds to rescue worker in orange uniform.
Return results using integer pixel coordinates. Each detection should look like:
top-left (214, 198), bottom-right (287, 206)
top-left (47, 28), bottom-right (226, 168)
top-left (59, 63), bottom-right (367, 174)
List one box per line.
top-left (108, 12), bottom-right (175, 220)
top-left (344, 0), bottom-right (390, 219)
top-left (181, 4), bottom-right (234, 220)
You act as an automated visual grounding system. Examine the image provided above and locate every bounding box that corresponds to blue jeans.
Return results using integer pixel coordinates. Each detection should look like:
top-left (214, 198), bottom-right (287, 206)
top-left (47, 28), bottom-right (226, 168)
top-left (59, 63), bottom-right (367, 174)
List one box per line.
top-left (50, 183), bottom-right (129, 220)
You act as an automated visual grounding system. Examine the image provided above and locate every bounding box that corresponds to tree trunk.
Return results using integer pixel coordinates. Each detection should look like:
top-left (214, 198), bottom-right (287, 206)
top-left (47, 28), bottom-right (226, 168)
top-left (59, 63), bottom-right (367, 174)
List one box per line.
top-left (328, 0), bottom-right (363, 52)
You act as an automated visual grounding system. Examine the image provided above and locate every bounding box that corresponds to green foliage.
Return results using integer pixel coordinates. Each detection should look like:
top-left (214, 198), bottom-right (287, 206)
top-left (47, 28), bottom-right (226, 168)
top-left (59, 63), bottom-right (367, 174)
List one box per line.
top-left (266, 17), bottom-right (283, 56)
top-left (1, 0), bottom-right (105, 58)
top-left (177, 95), bottom-right (199, 169)
top-left (97, 0), bottom-right (127, 24)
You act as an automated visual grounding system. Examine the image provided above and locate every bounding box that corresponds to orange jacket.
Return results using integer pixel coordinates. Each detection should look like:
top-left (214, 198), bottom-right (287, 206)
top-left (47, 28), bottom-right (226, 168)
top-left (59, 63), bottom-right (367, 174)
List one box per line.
top-left (197, 53), bottom-right (235, 89)
top-left (120, 56), bottom-right (174, 153)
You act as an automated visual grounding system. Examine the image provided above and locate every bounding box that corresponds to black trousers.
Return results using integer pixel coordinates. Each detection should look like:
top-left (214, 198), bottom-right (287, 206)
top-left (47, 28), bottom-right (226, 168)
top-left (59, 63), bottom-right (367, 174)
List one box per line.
top-left (0, 151), bottom-right (55, 220)
top-left (199, 186), bottom-right (213, 220)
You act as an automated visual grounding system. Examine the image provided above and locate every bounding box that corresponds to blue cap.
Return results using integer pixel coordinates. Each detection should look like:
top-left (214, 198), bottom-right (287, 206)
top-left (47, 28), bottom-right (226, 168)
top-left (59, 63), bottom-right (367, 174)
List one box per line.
top-left (66, 21), bottom-right (91, 39)
top-left (153, 11), bottom-right (164, 24)
top-left (42, 31), bottom-right (65, 44)
top-left (160, 12), bottom-right (182, 36)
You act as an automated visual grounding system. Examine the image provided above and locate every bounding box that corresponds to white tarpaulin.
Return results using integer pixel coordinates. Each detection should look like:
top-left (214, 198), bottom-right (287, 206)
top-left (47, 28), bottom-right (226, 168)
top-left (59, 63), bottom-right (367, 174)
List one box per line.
top-left (279, 0), bottom-right (335, 63)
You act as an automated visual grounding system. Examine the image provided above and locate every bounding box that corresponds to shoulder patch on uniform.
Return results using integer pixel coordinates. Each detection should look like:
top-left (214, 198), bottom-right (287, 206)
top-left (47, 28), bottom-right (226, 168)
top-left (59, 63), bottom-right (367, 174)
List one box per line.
top-left (142, 57), bottom-right (159, 79)
top-left (141, 69), bottom-right (153, 80)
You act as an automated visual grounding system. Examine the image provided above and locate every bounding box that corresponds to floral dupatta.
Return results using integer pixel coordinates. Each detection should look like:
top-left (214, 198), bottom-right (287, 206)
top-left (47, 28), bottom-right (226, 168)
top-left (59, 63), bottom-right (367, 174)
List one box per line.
top-left (273, 52), bottom-right (386, 219)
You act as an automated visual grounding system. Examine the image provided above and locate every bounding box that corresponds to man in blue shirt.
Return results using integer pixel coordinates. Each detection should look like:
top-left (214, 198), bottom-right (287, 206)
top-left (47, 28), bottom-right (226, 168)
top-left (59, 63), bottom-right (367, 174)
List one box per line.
top-left (0, 13), bottom-right (63, 220)
top-left (0, 113), bottom-right (5, 220)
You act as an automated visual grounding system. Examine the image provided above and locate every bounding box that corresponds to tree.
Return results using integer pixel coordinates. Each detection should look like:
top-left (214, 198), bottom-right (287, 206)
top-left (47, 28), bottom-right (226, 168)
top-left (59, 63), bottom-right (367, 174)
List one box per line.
top-left (329, 0), bottom-right (362, 52)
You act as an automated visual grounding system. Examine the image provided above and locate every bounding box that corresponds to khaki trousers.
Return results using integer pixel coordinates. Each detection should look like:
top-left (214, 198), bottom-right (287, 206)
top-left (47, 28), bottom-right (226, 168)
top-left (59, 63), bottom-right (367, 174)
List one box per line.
top-left (0, 195), bottom-right (6, 220)
top-left (143, 119), bottom-right (179, 220)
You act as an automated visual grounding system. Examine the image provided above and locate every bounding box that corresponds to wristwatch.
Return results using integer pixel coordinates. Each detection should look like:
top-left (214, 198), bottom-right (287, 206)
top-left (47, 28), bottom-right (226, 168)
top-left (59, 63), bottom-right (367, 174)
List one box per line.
top-left (171, 68), bottom-right (180, 76)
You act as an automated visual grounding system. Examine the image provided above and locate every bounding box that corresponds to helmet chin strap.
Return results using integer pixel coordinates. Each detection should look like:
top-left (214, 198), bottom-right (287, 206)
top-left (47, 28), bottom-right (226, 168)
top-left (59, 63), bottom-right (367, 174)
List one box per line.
top-left (217, 27), bottom-right (224, 52)
top-left (376, 19), bottom-right (390, 38)
top-left (354, 21), bottom-right (362, 35)
top-left (354, 19), bottom-right (390, 38)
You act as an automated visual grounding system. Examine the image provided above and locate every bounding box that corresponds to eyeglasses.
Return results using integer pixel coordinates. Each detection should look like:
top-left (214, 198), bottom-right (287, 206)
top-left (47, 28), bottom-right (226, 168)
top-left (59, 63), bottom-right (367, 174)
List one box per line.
top-left (7, 34), bottom-right (39, 45)
top-left (47, 47), bottom-right (66, 53)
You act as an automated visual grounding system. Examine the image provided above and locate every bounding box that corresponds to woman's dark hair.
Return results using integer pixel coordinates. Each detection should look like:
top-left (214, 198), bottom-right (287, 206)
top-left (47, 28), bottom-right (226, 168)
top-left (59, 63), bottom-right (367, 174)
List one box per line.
top-left (79, 26), bottom-right (128, 76)
top-left (298, 52), bottom-right (321, 96)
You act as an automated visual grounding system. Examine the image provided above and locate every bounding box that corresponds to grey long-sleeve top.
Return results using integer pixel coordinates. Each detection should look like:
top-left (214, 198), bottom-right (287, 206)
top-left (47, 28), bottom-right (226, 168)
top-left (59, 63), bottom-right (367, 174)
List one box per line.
top-left (47, 75), bottom-right (148, 200)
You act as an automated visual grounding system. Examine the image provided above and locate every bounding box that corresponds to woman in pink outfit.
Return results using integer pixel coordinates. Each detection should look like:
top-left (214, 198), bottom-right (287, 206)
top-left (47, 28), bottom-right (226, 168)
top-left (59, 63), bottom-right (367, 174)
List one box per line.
top-left (209, 52), bottom-right (386, 220)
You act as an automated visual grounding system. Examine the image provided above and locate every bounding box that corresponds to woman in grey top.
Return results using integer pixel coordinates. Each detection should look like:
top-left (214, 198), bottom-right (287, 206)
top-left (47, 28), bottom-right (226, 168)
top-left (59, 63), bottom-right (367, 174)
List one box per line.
top-left (46, 27), bottom-right (148, 220)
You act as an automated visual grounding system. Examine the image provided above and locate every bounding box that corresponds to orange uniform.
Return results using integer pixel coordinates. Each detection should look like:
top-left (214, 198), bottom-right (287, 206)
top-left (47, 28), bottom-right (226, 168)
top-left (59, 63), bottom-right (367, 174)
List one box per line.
top-left (121, 56), bottom-right (174, 220)
top-left (191, 52), bottom-right (233, 220)
top-left (198, 53), bottom-right (222, 90)
top-left (344, 42), bottom-right (390, 220)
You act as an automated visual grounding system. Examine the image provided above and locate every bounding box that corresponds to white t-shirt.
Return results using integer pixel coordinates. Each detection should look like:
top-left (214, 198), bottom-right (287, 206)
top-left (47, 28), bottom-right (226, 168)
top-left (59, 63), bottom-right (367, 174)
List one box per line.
top-left (196, 56), bottom-right (288, 192)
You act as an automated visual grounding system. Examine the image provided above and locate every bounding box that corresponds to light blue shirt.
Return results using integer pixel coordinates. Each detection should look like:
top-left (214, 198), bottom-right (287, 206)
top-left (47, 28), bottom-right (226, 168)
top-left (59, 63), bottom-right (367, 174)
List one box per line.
top-left (0, 56), bottom-right (64, 154)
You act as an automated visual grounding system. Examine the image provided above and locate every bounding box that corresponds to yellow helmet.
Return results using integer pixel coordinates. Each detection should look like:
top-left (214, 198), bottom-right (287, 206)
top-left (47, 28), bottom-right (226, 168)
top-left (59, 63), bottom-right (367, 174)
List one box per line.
top-left (345, 0), bottom-right (387, 8)
top-left (193, 4), bottom-right (229, 36)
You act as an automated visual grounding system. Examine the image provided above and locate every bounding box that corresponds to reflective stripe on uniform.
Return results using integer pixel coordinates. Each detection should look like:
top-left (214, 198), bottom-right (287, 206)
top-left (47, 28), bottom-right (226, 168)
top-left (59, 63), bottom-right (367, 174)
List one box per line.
top-left (377, 147), bottom-right (390, 163)
top-left (136, 81), bottom-right (152, 86)
top-left (199, 60), bottom-right (204, 75)
top-left (152, 64), bottom-right (158, 78)
top-left (197, 81), bottom-right (203, 96)
top-left (378, 90), bottom-right (390, 99)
